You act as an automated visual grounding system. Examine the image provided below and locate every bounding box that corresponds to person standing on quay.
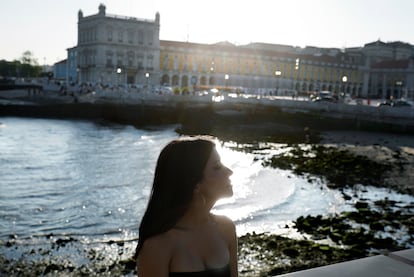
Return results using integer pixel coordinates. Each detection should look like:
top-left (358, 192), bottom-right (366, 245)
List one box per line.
top-left (135, 137), bottom-right (238, 277)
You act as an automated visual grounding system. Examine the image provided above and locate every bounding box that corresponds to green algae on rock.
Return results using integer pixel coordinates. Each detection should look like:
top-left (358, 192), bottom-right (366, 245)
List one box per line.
top-left (238, 232), bottom-right (367, 277)
top-left (262, 144), bottom-right (392, 189)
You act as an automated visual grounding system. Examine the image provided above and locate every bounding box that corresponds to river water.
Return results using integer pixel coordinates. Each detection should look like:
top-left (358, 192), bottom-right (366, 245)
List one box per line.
top-left (1, 117), bottom-right (413, 265)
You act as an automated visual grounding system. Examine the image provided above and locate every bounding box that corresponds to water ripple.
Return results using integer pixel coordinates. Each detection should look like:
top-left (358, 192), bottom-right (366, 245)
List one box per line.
top-left (1, 117), bottom-right (413, 244)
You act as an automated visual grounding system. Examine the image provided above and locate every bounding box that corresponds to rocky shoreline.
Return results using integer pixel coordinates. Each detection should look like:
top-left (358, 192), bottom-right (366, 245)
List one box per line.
top-left (320, 131), bottom-right (414, 196)
top-left (1, 130), bottom-right (413, 276)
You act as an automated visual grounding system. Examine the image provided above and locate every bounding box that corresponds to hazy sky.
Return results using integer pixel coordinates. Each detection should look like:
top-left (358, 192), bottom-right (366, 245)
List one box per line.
top-left (1, 0), bottom-right (413, 64)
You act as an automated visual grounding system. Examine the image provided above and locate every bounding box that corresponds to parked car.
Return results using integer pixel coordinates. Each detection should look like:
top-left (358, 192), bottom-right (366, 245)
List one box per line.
top-left (377, 99), bottom-right (412, 107)
top-left (392, 100), bottom-right (412, 107)
top-left (377, 100), bottom-right (393, 107)
top-left (311, 91), bottom-right (337, 102)
top-left (312, 96), bottom-right (336, 102)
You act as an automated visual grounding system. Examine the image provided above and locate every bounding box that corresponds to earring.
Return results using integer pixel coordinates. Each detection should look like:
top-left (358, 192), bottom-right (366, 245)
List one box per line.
top-left (199, 192), bottom-right (206, 206)
top-left (194, 186), bottom-right (206, 206)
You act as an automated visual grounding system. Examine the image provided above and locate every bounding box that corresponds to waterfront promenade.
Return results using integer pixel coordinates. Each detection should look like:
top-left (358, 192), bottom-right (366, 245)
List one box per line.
top-left (1, 88), bottom-right (413, 134)
top-left (276, 248), bottom-right (414, 277)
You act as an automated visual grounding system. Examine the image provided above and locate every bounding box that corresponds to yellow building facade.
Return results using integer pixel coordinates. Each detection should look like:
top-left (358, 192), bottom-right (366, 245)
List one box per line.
top-left (159, 40), bottom-right (364, 96)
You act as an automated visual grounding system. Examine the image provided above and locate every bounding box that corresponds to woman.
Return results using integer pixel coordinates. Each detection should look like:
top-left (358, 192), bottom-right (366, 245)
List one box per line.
top-left (136, 137), bottom-right (238, 276)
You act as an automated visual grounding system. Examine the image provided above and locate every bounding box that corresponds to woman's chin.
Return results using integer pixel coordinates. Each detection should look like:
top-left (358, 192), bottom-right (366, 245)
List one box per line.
top-left (224, 186), bottom-right (233, 197)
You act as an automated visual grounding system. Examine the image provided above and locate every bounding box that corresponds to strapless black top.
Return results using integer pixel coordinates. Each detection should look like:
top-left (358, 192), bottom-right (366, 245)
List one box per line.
top-left (169, 264), bottom-right (230, 277)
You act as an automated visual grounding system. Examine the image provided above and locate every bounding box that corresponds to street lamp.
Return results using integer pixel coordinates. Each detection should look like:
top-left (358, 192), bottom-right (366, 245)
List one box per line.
top-left (395, 81), bottom-right (403, 99)
top-left (76, 67), bottom-right (80, 84)
top-left (341, 75), bottom-right (349, 102)
top-left (145, 72), bottom-right (150, 87)
top-left (295, 58), bottom-right (300, 70)
top-left (116, 67), bottom-right (122, 87)
top-left (275, 70), bottom-right (282, 93)
top-left (293, 58), bottom-right (300, 90)
top-left (209, 65), bottom-right (215, 86)
top-left (225, 74), bottom-right (229, 91)
top-left (341, 75), bottom-right (348, 93)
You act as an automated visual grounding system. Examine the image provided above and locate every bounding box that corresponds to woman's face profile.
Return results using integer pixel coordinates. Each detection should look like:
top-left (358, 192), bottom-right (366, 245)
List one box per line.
top-left (198, 148), bottom-right (233, 200)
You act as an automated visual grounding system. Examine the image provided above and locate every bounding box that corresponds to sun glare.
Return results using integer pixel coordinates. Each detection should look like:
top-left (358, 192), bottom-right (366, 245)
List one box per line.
top-left (213, 140), bottom-right (258, 218)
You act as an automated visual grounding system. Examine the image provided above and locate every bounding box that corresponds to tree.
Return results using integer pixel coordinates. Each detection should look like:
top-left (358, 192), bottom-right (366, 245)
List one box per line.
top-left (0, 51), bottom-right (43, 78)
top-left (21, 51), bottom-right (39, 66)
top-left (0, 59), bottom-right (42, 78)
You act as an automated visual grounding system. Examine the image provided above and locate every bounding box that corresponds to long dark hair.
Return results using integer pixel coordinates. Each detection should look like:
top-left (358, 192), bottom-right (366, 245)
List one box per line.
top-left (135, 137), bottom-right (215, 257)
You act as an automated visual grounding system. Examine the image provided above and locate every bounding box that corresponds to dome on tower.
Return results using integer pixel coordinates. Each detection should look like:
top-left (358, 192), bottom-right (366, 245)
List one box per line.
top-left (98, 3), bottom-right (106, 16)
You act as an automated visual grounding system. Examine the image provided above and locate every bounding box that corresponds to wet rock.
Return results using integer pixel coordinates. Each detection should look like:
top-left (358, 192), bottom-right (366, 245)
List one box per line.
top-left (355, 201), bottom-right (369, 209)
top-left (43, 264), bottom-right (62, 275)
top-left (263, 144), bottom-right (393, 191)
top-left (55, 237), bottom-right (76, 247)
top-left (283, 248), bottom-right (300, 258)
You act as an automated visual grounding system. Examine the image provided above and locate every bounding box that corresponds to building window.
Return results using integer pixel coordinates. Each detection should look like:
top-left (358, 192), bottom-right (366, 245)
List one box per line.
top-left (193, 59), bottom-right (198, 72)
top-left (128, 30), bottom-right (134, 44)
top-left (147, 55), bottom-right (154, 69)
top-left (148, 31), bottom-right (153, 45)
top-left (137, 54), bottom-right (144, 69)
top-left (138, 30), bottom-right (144, 45)
top-left (107, 28), bottom-right (113, 41)
top-left (117, 53), bottom-right (124, 66)
top-left (118, 30), bottom-right (123, 42)
top-left (92, 51), bottom-right (97, 66)
top-left (163, 55), bottom-right (169, 70)
top-left (128, 52), bottom-right (134, 67)
top-left (174, 56), bottom-right (178, 70)
top-left (106, 52), bottom-right (113, 67)
top-left (183, 55), bottom-right (188, 71)
top-left (79, 30), bottom-right (85, 43)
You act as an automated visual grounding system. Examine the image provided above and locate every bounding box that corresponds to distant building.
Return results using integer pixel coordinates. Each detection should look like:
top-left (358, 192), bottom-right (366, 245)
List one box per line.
top-left (362, 40), bottom-right (414, 63)
top-left (61, 4), bottom-right (414, 99)
top-left (67, 47), bottom-right (78, 83)
top-left (370, 58), bottom-right (414, 99)
top-left (52, 48), bottom-right (77, 84)
top-left (75, 4), bottom-right (160, 86)
top-left (53, 59), bottom-right (67, 80)
top-left (159, 40), bottom-right (364, 96)
top-left (158, 40), bottom-right (414, 99)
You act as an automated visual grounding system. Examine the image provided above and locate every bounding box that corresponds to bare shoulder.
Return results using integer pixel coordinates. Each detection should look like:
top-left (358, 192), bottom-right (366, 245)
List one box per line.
top-left (212, 214), bottom-right (236, 234)
top-left (212, 214), bottom-right (238, 276)
top-left (141, 232), bottom-right (172, 251)
top-left (139, 230), bottom-right (179, 257)
top-left (137, 232), bottom-right (174, 275)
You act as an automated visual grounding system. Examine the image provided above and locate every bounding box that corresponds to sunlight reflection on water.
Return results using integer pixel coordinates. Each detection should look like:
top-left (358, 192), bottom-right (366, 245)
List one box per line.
top-left (0, 117), bottom-right (413, 245)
